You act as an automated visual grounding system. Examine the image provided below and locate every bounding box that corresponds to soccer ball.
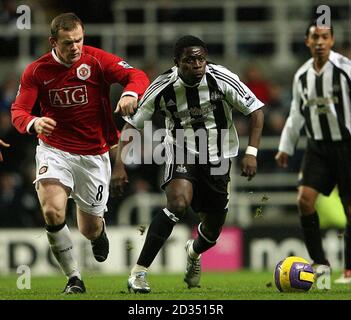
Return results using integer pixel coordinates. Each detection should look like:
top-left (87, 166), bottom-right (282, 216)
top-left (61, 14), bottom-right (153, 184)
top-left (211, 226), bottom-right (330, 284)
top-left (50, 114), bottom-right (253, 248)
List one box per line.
top-left (274, 256), bottom-right (315, 292)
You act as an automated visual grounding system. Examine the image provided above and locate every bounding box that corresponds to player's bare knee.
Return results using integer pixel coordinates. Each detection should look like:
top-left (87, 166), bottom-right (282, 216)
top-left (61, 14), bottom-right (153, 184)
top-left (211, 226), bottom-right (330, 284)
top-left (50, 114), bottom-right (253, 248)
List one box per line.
top-left (297, 194), bottom-right (314, 214)
top-left (167, 196), bottom-right (189, 216)
top-left (42, 206), bottom-right (65, 226)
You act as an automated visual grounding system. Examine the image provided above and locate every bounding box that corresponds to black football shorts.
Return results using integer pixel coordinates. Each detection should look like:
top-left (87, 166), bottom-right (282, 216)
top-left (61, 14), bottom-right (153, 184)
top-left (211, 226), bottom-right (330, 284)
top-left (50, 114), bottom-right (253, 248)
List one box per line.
top-left (161, 144), bottom-right (231, 214)
top-left (299, 139), bottom-right (351, 198)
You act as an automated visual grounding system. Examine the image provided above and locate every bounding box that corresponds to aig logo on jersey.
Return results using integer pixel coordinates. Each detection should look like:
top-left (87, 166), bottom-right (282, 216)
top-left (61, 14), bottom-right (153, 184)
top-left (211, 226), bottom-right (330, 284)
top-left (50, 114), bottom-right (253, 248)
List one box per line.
top-left (77, 64), bottom-right (91, 80)
top-left (49, 85), bottom-right (88, 107)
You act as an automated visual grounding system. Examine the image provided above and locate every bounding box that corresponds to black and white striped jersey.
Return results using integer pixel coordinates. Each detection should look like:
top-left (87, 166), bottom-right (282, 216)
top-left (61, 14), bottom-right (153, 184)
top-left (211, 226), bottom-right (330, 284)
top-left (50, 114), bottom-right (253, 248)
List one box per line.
top-left (124, 63), bottom-right (263, 161)
top-left (279, 51), bottom-right (351, 155)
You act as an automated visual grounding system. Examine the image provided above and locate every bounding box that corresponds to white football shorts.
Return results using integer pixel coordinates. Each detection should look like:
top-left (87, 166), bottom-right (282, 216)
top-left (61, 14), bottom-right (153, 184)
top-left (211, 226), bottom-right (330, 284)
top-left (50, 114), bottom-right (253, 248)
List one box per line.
top-left (34, 140), bottom-right (111, 216)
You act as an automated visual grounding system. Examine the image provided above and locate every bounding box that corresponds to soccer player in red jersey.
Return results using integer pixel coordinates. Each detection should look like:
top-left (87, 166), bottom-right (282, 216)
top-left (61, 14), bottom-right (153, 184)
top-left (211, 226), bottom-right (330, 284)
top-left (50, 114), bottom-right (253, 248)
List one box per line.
top-left (11, 12), bottom-right (149, 294)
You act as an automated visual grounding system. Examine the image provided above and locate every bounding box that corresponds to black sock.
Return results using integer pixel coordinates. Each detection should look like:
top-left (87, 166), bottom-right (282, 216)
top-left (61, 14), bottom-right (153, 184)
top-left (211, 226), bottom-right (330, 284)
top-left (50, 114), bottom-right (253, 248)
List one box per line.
top-left (137, 209), bottom-right (177, 267)
top-left (45, 221), bottom-right (66, 233)
top-left (193, 223), bottom-right (217, 255)
top-left (300, 213), bottom-right (328, 265)
top-left (344, 223), bottom-right (351, 269)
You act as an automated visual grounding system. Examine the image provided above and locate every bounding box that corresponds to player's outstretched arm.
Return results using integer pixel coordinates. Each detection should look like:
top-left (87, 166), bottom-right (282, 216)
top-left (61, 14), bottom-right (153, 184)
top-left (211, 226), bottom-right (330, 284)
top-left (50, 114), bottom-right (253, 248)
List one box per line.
top-left (241, 108), bottom-right (264, 181)
top-left (0, 139), bottom-right (10, 162)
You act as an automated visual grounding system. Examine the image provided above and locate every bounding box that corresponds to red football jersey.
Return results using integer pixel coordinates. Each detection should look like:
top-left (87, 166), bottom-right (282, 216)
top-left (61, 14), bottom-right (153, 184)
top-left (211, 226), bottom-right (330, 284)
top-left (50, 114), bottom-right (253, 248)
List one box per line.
top-left (11, 45), bottom-right (149, 155)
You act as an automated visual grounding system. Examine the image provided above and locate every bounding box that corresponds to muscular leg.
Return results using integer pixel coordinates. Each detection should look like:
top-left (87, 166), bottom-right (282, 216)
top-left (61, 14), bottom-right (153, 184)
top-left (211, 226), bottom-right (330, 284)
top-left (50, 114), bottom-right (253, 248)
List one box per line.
top-left (189, 211), bottom-right (227, 257)
top-left (37, 179), bottom-right (81, 279)
top-left (76, 207), bottom-right (104, 240)
top-left (76, 207), bottom-right (109, 262)
top-left (128, 179), bottom-right (193, 293)
top-left (297, 186), bottom-right (319, 215)
top-left (183, 208), bottom-right (227, 289)
top-left (298, 186), bottom-right (328, 265)
top-left (134, 179), bottom-right (193, 270)
top-left (199, 211), bottom-right (227, 241)
top-left (38, 179), bottom-right (69, 226)
top-left (166, 179), bottom-right (193, 216)
top-left (186, 210), bottom-right (226, 261)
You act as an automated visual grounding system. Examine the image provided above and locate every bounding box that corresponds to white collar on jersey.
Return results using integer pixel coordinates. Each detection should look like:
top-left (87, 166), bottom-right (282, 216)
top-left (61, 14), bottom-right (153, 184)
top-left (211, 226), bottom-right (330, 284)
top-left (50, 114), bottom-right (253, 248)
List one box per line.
top-left (328, 50), bottom-right (343, 67)
top-left (310, 50), bottom-right (337, 75)
top-left (51, 49), bottom-right (73, 68)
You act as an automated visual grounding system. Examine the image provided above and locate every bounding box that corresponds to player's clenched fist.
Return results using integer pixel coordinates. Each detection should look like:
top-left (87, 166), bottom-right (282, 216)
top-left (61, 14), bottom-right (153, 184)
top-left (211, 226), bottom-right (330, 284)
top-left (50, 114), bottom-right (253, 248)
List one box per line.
top-left (241, 154), bottom-right (257, 181)
top-left (110, 164), bottom-right (129, 197)
top-left (275, 151), bottom-right (289, 168)
top-left (115, 95), bottom-right (138, 116)
top-left (33, 117), bottom-right (57, 136)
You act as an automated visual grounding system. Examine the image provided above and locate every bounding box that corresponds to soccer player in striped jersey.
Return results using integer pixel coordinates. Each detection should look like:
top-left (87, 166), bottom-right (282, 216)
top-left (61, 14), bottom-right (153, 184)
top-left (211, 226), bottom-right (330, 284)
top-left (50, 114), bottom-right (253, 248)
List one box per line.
top-left (112, 35), bottom-right (264, 293)
top-left (276, 21), bottom-right (351, 284)
top-left (11, 13), bottom-right (149, 294)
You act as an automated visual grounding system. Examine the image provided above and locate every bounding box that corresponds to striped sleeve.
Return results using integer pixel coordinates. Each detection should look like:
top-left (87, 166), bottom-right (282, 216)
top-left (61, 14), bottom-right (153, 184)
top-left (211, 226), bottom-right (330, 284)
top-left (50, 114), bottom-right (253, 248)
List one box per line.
top-left (123, 73), bottom-right (172, 129)
top-left (278, 73), bottom-right (306, 155)
top-left (210, 64), bottom-right (264, 115)
top-left (123, 99), bottom-right (154, 130)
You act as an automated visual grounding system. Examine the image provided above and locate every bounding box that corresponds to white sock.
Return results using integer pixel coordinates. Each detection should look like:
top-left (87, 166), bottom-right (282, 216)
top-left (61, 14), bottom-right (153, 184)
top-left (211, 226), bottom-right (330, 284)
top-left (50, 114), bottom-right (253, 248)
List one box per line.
top-left (46, 224), bottom-right (81, 279)
top-left (131, 264), bottom-right (148, 275)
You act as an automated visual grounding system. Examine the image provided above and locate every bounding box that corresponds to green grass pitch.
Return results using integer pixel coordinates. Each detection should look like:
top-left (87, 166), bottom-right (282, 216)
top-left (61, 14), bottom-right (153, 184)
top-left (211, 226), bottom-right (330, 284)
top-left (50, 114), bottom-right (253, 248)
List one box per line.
top-left (1, 270), bottom-right (350, 300)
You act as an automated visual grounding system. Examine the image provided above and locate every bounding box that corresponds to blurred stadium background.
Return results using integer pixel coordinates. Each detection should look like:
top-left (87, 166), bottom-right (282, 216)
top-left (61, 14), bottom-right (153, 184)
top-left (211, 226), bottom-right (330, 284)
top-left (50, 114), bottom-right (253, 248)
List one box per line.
top-left (0, 0), bottom-right (350, 277)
